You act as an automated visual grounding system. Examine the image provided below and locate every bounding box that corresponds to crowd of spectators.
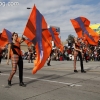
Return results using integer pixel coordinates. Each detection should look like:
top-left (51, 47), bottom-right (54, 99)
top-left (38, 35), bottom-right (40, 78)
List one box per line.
top-left (1, 39), bottom-right (100, 62)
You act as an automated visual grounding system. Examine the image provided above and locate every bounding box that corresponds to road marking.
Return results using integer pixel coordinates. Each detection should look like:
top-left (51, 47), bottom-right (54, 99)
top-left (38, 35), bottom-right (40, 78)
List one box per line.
top-left (0, 73), bottom-right (82, 87)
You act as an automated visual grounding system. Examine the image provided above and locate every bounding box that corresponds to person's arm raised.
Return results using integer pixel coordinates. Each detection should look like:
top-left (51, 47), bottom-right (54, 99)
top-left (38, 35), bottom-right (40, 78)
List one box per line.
top-left (20, 35), bottom-right (26, 44)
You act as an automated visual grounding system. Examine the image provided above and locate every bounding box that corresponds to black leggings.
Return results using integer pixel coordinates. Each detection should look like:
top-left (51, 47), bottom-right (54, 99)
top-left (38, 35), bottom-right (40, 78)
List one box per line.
top-left (78, 51), bottom-right (84, 71)
top-left (18, 57), bottom-right (23, 83)
top-left (30, 53), bottom-right (33, 62)
top-left (0, 56), bottom-right (2, 63)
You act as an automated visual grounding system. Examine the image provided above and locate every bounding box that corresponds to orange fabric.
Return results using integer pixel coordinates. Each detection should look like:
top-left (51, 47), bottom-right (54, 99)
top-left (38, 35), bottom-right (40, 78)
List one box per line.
top-left (70, 17), bottom-right (99, 45)
top-left (33, 8), bottom-right (52, 73)
top-left (0, 38), bottom-right (8, 47)
top-left (0, 30), bottom-right (8, 46)
top-left (70, 17), bottom-right (90, 38)
top-left (70, 19), bottom-right (83, 38)
top-left (33, 30), bottom-right (52, 73)
top-left (0, 29), bottom-right (12, 46)
top-left (85, 27), bottom-right (99, 45)
top-left (17, 37), bottom-right (21, 42)
top-left (23, 5), bottom-right (36, 40)
top-left (84, 34), bottom-right (97, 45)
top-left (10, 41), bottom-right (21, 57)
top-left (0, 47), bottom-right (1, 53)
top-left (23, 5), bottom-right (52, 74)
top-left (55, 35), bottom-right (63, 52)
top-left (24, 39), bottom-right (32, 46)
top-left (81, 17), bottom-right (90, 26)
top-left (51, 27), bottom-right (63, 52)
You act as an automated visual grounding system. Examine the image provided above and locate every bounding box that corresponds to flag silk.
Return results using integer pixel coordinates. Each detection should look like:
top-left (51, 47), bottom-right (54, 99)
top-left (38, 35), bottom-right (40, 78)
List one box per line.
top-left (24, 38), bottom-right (32, 47)
top-left (23, 5), bottom-right (52, 74)
top-left (0, 29), bottom-right (12, 46)
top-left (70, 17), bottom-right (99, 45)
top-left (49, 27), bottom-right (63, 52)
top-left (82, 37), bottom-right (89, 46)
top-left (86, 27), bottom-right (99, 43)
top-left (70, 17), bottom-right (90, 38)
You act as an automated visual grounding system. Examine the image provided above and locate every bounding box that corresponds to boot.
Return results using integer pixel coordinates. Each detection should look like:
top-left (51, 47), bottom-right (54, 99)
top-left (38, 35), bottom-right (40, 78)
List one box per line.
top-left (19, 82), bottom-right (26, 87)
top-left (81, 70), bottom-right (86, 73)
top-left (74, 70), bottom-right (78, 73)
top-left (8, 80), bottom-right (12, 86)
top-left (47, 63), bottom-right (51, 66)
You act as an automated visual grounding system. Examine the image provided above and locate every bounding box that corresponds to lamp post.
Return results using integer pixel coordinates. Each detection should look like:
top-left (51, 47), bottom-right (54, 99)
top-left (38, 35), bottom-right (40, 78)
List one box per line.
top-left (27, 7), bottom-right (32, 9)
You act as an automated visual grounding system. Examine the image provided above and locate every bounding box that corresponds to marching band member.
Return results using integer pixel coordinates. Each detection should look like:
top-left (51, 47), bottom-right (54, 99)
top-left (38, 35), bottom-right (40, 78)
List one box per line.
top-left (7, 32), bottom-right (26, 86)
top-left (73, 37), bottom-right (86, 73)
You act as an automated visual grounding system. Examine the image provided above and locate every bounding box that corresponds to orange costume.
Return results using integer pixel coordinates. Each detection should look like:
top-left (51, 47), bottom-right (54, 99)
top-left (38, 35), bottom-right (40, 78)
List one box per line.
top-left (10, 41), bottom-right (22, 67)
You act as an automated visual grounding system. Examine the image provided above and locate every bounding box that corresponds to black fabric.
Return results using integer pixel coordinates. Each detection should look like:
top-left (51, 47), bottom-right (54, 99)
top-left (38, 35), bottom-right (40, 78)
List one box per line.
top-left (98, 40), bottom-right (100, 46)
top-left (78, 51), bottom-right (84, 71)
top-left (50, 50), bottom-right (54, 57)
top-left (84, 53), bottom-right (88, 62)
top-left (18, 56), bottom-right (23, 83)
top-left (30, 53), bottom-right (33, 62)
top-left (11, 43), bottom-right (20, 56)
top-left (0, 56), bottom-right (1, 63)
top-left (11, 43), bottom-right (23, 83)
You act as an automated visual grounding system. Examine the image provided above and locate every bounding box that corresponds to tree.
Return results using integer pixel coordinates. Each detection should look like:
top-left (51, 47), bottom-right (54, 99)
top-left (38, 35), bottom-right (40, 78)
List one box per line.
top-left (66, 34), bottom-right (75, 43)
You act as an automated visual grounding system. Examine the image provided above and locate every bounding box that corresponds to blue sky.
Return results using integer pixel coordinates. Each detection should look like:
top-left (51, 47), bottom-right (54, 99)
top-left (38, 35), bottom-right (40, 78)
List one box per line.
top-left (0, 0), bottom-right (100, 41)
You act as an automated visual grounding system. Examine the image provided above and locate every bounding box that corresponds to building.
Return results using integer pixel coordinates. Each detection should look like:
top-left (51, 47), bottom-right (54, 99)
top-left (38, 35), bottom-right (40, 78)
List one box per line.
top-left (90, 23), bottom-right (100, 34)
top-left (20, 42), bottom-right (28, 52)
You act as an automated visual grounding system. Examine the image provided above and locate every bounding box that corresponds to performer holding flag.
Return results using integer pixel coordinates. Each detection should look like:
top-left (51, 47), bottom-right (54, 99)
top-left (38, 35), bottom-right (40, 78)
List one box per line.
top-left (73, 37), bottom-right (86, 73)
top-left (7, 32), bottom-right (26, 87)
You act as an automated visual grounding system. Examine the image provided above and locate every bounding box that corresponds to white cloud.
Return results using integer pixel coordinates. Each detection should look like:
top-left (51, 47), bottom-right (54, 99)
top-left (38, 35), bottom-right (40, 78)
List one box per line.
top-left (0, 0), bottom-right (100, 41)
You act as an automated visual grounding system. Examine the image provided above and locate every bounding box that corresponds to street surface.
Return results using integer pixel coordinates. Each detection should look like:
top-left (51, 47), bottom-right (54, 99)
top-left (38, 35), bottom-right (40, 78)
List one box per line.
top-left (0, 60), bottom-right (100, 100)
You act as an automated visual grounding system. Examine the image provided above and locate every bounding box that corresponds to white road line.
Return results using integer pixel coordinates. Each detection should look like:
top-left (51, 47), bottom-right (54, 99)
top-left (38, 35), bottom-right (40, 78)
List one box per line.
top-left (0, 73), bottom-right (82, 87)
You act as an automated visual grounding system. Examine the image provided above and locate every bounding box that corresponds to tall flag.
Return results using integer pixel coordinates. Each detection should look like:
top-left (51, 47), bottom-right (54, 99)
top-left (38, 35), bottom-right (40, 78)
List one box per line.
top-left (23, 5), bottom-right (52, 74)
top-left (24, 38), bottom-right (33, 47)
top-left (70, 17), bottom-right (99, 45)
top-left (49, 27), bottom-right (63, 52)
top-left (0, 28), bottom-right (12, 46)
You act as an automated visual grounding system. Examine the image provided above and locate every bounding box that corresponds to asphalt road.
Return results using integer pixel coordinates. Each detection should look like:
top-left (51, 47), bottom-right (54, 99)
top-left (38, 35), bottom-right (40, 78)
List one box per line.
top-left (0, 60), bottom-right (100, 100)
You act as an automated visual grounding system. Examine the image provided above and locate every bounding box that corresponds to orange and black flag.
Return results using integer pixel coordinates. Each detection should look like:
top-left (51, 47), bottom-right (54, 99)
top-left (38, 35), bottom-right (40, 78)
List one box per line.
top-left (24, 38), bottom-right (33, 47)
top-left (23, 5), bottom-right (52, 74)
top-left (70, 17), bottom-right (99, 45)
top-left (85, 27), bottom-right (99, 44)
top-left (0, 28), bottom-right (12, 46)
top-left (49, 27), bottom-right (63, 52)
top-left (70, 17), bottom-right (90, 38)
